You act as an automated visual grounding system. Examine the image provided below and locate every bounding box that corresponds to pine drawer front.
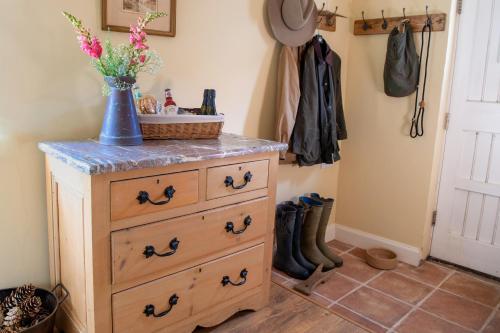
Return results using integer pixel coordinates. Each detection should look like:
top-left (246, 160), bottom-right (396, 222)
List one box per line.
top-left (206, 160), bottom-right (269, 200)
top-left (110, 170), bottom-right (199, 221)
top-left (111, 198), bottom-right (269, 288)
top-left (112, 244), bottom-right (265, 333)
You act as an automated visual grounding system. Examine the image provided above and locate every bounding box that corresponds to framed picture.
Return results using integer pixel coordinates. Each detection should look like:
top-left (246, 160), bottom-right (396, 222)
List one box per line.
top-left (102, 0), bottom-right (176, 37)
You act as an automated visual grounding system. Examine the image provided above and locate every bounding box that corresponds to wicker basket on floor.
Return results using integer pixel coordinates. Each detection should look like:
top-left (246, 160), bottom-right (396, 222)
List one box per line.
top-left (138, 115), bottom-right (224, 140)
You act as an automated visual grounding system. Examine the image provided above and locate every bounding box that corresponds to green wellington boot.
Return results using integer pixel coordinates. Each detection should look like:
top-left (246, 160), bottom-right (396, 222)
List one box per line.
top-left (299, 197), bottom-right (336, 271)
top-left (311, 193), bottom-right (343, 267)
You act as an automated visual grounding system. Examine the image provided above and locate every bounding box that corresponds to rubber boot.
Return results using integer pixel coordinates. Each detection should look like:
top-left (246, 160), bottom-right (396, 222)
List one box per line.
top-left (283, 201), bottom-right (317, 273)
top-left (311, 193), bottom-right (343, 267)
top-left (299, 197), bottom-right (336, 271)
top-left (273, 204), bottom-right (311, 280)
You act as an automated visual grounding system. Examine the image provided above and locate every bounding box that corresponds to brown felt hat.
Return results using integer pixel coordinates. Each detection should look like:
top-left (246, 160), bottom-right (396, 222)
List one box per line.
top-left (268, 0), bottom-right (318, 47)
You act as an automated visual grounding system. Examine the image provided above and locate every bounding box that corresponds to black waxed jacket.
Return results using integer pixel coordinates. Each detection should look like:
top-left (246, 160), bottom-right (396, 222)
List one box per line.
top-left (291, 36), bottom-right (347, 166)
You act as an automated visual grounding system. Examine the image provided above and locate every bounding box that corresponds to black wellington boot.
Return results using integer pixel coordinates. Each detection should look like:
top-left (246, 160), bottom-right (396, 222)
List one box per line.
top-left (283, 201), bottom-right (317, 273)
top-left (273, 204), bottom-right (311, 280)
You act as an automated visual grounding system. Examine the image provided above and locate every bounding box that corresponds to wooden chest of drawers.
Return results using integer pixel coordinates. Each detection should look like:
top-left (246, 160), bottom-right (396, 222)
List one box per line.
top-left (39, 134), bottom-right (286, 333)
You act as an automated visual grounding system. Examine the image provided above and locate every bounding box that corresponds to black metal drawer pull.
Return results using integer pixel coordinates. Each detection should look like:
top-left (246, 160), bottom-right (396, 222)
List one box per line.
top-left (137, 186), bottom-right (176, 205)
top-left (144, 294), bottom-right (179, 318)
top-left (225, 216), bottom-right (252, 234)
top-left (143, 238), bottom-right (180, 259)
top-left (224, 171), bottom-right (253, 190)
top-left (221, 269), bottom-right (248, 287)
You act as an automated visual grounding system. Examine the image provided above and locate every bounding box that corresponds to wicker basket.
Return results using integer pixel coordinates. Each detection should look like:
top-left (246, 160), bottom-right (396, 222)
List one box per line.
top-left (138, 115), bottom-right (224, 140)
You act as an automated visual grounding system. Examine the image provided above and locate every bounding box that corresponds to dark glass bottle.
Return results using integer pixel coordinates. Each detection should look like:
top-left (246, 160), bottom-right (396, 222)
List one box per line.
top-left (210, 89), bottom-right (217, 115)
top-left (201, 89), bottom-right (209, 115)
top-left (206, 90), bottom-right (213, 116)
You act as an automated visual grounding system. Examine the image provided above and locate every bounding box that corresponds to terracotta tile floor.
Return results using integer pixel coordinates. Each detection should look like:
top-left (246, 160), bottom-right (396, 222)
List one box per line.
top-left (272, 240), bottom-right (500, 333)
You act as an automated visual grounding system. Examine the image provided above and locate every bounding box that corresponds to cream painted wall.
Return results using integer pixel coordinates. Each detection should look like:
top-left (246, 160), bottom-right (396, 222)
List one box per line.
top-left (0, 0), bottom-right (351, 288)
top-left (336, 0), bottom-right (454, 254)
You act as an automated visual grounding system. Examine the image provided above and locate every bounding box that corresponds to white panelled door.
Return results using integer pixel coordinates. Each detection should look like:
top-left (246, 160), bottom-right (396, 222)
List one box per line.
top-left (431, 0), bottom-right (500, 277)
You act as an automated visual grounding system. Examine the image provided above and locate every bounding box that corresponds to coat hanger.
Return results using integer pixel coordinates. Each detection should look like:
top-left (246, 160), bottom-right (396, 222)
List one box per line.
top-left (315, 2), bottom-right (326, 42)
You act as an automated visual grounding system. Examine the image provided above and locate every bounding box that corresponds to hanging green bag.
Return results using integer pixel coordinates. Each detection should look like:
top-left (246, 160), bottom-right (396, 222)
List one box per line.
top-left (384, 21), bottom-right (419, 97)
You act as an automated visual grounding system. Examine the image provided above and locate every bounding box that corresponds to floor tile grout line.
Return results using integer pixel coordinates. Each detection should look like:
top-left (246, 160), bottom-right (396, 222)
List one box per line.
top-left (388, 269), bottom-right (457, 332)
top-left (278, 270), bottom-right (476, 333)
top-left (329, 245), bottom-right (355, 256)
top-left (391, 270), bottom-right (445, 288)
top-left (405, 269), bottom-right (484, 333)
top-left (334, 271), bottom-right (419, 309)
top-left (272, 277), bottom-right (390, 332)
top-left (324, 271), bottom-right (389, 330)
top-left (457, 270), bottom-right (500, 288)
top-left (277, 256), bottom-right (500, 331)
top-left (391, 270), bottom-right (498, 309)
top-left (437, 286), bottom-right (499, 309)
top-left (332, 302), bottom-right (391, 331)
top-left (427, 260), bottom-right (500, 288)
top-left (334, 270), bottom-right (385, 304)
top-left (479, 302), bottom-right (500, 332)
top-left (414, 308), bottom-right (477, 333)
top-left (311, 290), bottom-right (336, 304)
top-left (364, 270), bottom-right (481, 332)
top-left (275, 264), bottom-right (390, 331)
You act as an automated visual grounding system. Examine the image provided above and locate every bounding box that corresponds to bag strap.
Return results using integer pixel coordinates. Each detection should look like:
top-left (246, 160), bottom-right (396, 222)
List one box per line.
top-left (410, 18), bottom-right (432, 138)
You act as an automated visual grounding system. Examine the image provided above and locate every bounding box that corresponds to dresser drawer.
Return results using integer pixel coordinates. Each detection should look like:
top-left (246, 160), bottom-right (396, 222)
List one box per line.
top-left (206, 160), bottom-right (269, 200)
top-left (111, 198), bottom-right (268, 287)
top-left (110, 170), bottom-right (199, 221)
top-left (112, 244), bottom-right (265, 333)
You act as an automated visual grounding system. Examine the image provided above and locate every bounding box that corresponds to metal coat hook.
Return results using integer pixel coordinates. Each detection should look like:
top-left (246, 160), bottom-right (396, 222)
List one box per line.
top-left (317, 2), bottom-right (326, 26)
top-left (361, 11), bottom-right (371, 31)
top-left (425, 5), bottom-right (432, 25)
top-left (328, 6), bottom-right (339, 25)
top-left (403, 8), bottom-right (407, 19)
top-left (381, 10), bottom-right (388, 29)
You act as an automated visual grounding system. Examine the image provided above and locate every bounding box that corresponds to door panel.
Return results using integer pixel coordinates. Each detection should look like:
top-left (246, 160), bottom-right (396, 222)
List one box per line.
top-left (467, 0), bottom-right (500, 102)
top-left (431, 0), bottom-right (500, 277)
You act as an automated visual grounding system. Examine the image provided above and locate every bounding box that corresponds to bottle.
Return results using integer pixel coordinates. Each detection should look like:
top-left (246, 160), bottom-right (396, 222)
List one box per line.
top-left (210, 89), bottom-right (217, 115)
top-left (205, 90), bottom-right (213, 116)
top-left (163, 89), bottom-right (178, 115)
top-left (201, 89), bottom-right (209, 115)
top-left (133, 85), bottom-right (143, 114)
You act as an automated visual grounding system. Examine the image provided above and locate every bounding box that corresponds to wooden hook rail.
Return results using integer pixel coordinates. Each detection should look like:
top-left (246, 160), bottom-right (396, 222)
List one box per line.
top-left (317, 10), bottom-right (337, 32)
top-left (317, 4), bottom-right (347, 32)
top-left (353, 13), bottom-right (446, 35)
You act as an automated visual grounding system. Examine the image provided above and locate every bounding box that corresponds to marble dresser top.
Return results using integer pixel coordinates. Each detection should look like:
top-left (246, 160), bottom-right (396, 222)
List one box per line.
top-left (39, 133), bottom-right (288, 175)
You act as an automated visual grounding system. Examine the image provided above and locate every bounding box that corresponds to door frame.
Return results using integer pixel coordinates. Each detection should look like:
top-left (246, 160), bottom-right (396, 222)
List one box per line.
top-left (425, 0), bottom-right (461, 258)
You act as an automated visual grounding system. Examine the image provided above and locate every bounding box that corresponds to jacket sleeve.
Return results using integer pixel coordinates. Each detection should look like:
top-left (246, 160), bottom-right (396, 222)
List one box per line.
top-left (291, 46), bottom-right (321, 165)
top-left (275, 46), bottom-right (301, 160)
top-left (333, 53), bottom-right (347, 140)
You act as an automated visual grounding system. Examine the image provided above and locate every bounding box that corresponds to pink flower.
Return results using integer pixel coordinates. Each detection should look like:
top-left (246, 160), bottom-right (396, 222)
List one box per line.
top-left (139, 54), bottom-right (146, 63)
top-left (129, 24), bottom-right (149, 50)
top-left (134, 42), bottom-right (149, 50)
top-left (79, 36), bottom-right (102, 59)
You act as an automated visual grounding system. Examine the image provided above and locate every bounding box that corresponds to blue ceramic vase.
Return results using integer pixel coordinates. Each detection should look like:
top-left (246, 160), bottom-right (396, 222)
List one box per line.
top-left (99, 76), bottom-right (143, 146)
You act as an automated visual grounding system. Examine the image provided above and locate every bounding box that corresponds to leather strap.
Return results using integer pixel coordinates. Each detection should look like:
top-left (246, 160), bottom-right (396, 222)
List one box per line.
top-left (411, 18), bottom-right (432, 138)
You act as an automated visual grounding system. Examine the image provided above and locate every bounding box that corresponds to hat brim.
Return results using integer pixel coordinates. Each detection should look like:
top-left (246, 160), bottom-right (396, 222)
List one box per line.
top-left (268, 0), bottom-right (318, 47)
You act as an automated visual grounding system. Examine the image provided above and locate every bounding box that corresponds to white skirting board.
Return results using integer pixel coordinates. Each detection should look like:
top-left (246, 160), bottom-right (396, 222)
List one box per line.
top-left (325, 224), bottom-right (422, 267)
